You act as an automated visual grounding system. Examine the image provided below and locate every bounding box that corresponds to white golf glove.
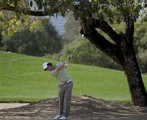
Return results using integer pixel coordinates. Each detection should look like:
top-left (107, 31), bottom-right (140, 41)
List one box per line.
top-left (64, 63), bottom-right (68, 68)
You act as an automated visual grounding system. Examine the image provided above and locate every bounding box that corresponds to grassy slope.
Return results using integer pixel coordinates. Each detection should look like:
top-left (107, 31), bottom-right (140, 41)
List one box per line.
top-left (0, 51), bottom-right (147, 102)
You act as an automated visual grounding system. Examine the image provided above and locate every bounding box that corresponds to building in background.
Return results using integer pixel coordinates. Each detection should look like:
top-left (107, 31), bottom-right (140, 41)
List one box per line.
top-left (50, 16), bottom-right (66, 36)
top-left (27, 0), bottom-right (66, 36)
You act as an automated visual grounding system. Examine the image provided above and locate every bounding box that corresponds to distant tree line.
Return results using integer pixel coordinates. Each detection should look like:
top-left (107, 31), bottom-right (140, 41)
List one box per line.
top-left (0, 19), bottom-right (62, 56)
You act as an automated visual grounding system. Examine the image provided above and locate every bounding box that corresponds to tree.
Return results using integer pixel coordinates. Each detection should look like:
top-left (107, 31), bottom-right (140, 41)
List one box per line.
top-left (2, 20), bottom-right (62, 56)
top-left (1, 0), bottom-right (147, 106)
top-left (64, 12), bottom-right (81, 43)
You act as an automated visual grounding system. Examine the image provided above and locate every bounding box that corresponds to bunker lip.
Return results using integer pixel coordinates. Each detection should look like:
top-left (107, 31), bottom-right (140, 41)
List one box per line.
top-left (0, 103), bottom-right (29, 110)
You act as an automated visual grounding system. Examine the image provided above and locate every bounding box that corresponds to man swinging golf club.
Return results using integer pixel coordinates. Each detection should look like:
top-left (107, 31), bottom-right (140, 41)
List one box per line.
top-left (42, 61), bottom-right (73, 120)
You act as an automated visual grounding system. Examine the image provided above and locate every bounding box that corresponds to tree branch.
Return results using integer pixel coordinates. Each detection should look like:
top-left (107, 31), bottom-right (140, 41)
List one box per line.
top-left (93, 19), bottom-right (122, 45)
top-left (0, 3), bottom-right (60, 16)
top-left (120, 17), bottom-right (134, 52)
top-left (81, 20), bottom-right (124, 65)
top-left (124, 17), bottom-right (134, 43)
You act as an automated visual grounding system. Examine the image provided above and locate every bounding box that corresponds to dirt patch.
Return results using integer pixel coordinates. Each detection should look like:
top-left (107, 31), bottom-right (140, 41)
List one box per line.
top-left (0, 96), bottom-right (147, 120)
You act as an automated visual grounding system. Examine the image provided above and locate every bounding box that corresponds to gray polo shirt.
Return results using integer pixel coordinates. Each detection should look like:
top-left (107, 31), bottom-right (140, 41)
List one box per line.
top-left (50, 63), bottom-right (71, 83)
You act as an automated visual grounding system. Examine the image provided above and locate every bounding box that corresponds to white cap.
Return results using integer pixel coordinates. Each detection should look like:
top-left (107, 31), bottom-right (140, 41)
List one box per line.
top-left (42, 62), bottom-right (48, 70)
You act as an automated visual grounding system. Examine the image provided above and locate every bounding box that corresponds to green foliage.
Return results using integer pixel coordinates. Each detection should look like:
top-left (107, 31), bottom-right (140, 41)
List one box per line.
top-left (60, 36), bottom-right (121, 69)
top-left (2, 19), bottom-right (62, 56)
top-left (0, 10), bottom-right (40, 37)
top-left (71, 0), bottom-right (143, 24)
top-left (64, 12), bottom-right (81, 43)
top-left (1, 0), bottom-right (145, 37)
top-left (134, 21), bottom-right (147, 73)
top-left (2, 0), bottom-right (144, 24)
top-left (134, 22), bottom-right (147, 47)
top-left (134, 21), bottom-right (147, 52)
top-left (0, 27), bottom-right (3, 48)
top-left (1, 0), bottom-right (145, 40)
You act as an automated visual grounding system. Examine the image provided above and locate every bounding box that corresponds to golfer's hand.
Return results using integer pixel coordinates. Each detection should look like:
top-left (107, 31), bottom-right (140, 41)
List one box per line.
top-left (64, 61), bottom-right (69, 68)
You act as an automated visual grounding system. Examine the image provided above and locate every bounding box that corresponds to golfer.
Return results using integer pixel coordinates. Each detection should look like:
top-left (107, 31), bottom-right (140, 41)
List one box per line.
top-left (42, 62), bottom-right (73, 120)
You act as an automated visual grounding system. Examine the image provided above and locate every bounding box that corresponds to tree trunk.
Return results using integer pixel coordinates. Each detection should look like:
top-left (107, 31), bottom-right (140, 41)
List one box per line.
top-left (122, 47), bottom-right (147, 106)
top-left (81, 20), bottom-right (147, 106)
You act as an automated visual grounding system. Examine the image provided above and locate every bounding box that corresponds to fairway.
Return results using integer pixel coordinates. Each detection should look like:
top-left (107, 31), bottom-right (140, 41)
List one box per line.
top-left (0, 51), bottom-right (147, 102)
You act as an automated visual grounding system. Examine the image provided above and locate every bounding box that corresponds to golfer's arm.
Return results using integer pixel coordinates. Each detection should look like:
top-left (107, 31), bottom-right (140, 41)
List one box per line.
top-left (56, 63), bottom-right (66, 72)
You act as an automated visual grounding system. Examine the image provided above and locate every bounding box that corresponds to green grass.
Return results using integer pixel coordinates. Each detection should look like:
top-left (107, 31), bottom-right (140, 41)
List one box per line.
top-left (0, 50), bottom-right (147, 103)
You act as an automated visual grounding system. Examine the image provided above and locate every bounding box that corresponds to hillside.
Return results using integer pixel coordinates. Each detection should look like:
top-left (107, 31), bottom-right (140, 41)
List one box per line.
top-left (0, 51), bottom-right (147, 102)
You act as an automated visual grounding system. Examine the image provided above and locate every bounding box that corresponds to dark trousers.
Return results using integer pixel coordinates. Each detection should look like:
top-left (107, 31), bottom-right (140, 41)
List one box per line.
top-left (58, 81), bottom-right (73, 117)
